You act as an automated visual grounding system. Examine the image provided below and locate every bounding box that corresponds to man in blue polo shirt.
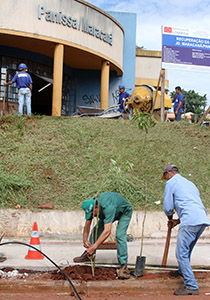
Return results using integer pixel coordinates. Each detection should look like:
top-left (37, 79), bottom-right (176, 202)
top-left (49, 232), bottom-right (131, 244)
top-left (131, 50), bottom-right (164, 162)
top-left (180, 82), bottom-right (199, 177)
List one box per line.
top-left (117, 84), bottom-right (130, 119)
top-left (162, 164), bottom-right (210, 295)
top-left (172, 86), bottom-right (184, 121)
top-left (4, 63), bottom-right (33, 115)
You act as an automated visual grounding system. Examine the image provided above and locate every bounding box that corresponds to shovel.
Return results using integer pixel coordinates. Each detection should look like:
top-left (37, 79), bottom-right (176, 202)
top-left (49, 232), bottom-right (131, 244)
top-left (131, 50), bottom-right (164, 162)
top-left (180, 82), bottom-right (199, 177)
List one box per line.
top-left (162, 215), bottom-right (173, 266)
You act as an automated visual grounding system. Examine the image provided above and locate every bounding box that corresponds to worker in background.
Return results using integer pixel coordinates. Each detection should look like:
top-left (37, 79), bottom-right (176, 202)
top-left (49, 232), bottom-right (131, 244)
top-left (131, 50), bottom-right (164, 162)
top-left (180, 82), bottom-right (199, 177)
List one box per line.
top-left (73, 192), bottom-right (133, 279)
top-left (164, 86), bottom-right (170, 121)
top-left (4, 63), bottom-right (33, 115)
top-left (165, 86), bottom-right (169, 95)
top-left (117, 84), bottom-right (130, 120)
top-left (171, 86), bottom-right (184, 121)
top-left (158, 86), bottom-right (170, 120)
top-left (162, 164), bottom-right (210, 295)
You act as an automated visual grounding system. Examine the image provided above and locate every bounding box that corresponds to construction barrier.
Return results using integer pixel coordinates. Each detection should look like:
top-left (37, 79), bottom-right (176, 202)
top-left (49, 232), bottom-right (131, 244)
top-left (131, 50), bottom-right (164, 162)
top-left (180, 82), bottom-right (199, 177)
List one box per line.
top-left (25, 222), bottom-right (44, 260)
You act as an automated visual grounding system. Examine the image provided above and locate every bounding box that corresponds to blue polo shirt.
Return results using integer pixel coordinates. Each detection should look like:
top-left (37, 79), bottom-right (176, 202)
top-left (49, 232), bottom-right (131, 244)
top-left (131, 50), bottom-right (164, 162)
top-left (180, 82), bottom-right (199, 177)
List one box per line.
top-left (12, 72), bottom-right (32, 89)
top-left (174, 93), bottom-right (184, 112)
top-left (118, 91), bottom-right (130, 113)
top-left (163, 174), bottom-right (210, 227)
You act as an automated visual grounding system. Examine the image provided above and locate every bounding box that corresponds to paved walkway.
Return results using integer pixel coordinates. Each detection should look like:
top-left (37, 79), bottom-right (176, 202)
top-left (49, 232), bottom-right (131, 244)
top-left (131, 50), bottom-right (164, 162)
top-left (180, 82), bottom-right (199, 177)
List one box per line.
top-left (0, 236), bottom-right (210, 271)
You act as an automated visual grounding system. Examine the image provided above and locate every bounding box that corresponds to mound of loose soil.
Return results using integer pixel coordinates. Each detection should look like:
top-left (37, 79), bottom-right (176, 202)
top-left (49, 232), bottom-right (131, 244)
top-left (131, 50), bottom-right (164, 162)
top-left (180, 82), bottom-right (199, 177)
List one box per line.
top-left (51, 265), bottom-right (117, 281)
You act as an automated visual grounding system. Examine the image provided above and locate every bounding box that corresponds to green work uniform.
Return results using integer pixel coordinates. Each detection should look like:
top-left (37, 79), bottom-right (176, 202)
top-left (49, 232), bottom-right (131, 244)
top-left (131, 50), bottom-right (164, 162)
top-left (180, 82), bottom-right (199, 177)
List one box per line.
top-left (89, 192), bottom-right (132, 265)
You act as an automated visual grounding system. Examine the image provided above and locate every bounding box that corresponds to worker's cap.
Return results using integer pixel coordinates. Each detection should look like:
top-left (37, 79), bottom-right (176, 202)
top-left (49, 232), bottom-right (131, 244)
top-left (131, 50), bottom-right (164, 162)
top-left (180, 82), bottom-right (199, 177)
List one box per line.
top-left (165, 86), bottom-right (169, 91)
top-left (119, 84), bottom-right (125, 90)
top-left (18, 63), bottom-right (28, 71)
top-left (82, 199), bottom-right (95, 220)
top-left (161, 164), bottom-right (179, 180)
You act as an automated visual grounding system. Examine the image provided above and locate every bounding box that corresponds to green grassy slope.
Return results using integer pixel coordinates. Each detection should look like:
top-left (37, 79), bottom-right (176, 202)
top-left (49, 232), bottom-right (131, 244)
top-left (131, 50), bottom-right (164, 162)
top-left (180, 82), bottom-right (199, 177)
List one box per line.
top-left (0, 115), bottom-right (209, 210)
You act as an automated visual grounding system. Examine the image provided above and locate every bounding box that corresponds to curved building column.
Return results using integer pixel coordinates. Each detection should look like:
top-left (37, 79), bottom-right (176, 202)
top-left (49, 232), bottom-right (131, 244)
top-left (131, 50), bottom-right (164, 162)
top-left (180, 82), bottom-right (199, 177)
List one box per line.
top-left (52, 44), bottom-right (64, 116)
top-left (100, 61), bottom-right (110, 109)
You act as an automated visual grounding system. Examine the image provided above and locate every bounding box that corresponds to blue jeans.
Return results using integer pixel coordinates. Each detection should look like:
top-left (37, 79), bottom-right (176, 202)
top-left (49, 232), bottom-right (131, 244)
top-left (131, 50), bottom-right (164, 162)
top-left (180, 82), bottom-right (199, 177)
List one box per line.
top-left (18, 88), bottom-right (31, 115)
top-left (175, 110), bottom-right (182, 121)
top-left (176, 225), bottom-right (206, 290)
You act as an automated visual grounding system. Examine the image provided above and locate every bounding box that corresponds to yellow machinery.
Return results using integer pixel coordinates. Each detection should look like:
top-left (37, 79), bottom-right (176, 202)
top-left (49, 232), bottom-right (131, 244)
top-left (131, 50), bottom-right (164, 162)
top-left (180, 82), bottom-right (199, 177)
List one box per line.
top-left (124, 85), bottom-right (172, 120)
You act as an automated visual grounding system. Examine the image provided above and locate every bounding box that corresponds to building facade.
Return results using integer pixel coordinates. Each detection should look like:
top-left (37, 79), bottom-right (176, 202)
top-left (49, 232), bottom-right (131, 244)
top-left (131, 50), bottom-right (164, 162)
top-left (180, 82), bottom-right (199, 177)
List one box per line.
top-left (0, 0), bottom-right (136, 116)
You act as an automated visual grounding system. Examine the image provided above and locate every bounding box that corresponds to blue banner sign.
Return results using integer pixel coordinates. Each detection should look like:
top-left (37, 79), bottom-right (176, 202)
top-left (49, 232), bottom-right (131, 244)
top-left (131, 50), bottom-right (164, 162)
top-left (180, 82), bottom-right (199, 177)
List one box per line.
top-left (162, 26), bottom-right (210, 72)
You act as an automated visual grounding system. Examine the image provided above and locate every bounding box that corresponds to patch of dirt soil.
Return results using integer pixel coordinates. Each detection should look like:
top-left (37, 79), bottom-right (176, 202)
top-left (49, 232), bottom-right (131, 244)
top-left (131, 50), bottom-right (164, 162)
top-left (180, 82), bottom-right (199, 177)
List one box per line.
top-left (2, 266), bottom-right (210, 283)
top-left (51, 265), bottom-right (117, 281)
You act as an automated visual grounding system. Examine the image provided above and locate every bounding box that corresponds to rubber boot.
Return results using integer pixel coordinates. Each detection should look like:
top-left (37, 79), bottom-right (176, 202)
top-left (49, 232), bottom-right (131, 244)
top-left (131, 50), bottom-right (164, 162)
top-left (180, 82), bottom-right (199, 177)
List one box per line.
top-left (121, 263), bottom-right (128, 269)
top-left (117, 263), bottom-right (130, 279)
top-left (73, 251), bottom-right (90, 263)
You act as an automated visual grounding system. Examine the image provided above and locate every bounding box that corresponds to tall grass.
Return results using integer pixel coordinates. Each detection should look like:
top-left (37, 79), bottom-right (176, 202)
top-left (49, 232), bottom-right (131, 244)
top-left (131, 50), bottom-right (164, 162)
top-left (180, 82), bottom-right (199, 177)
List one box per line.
top-left (0, 115), bottom-right (209, 210)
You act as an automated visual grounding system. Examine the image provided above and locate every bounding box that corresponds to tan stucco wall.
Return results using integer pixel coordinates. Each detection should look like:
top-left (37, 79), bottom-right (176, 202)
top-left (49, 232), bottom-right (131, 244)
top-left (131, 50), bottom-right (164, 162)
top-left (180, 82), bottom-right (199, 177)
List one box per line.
top-left (136, 50), bottom-right (162, 79)
top-left (135, 50), bottom-right (168, 87)
top-left (136, 56), bottom-right (162, 79)
top-left (0, 0), bottom-right (124, 71)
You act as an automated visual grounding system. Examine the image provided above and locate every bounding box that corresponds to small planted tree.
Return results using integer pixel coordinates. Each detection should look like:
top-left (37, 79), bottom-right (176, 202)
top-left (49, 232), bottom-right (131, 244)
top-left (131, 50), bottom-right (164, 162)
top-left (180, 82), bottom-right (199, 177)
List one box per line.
top-left (89, 159), bottom-right (135, 277)
top-left (90, 194), bottom-right (100, 277)
top-left (132, 111), bottom-right (156, 275)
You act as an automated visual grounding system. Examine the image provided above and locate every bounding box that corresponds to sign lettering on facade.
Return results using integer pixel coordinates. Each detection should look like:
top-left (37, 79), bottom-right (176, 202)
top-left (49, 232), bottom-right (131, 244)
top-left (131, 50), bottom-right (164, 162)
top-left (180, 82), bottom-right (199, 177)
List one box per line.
top-left (162, 25), bottom-right (210, 72)
top-left (38, 4), bottom-right (112, 46)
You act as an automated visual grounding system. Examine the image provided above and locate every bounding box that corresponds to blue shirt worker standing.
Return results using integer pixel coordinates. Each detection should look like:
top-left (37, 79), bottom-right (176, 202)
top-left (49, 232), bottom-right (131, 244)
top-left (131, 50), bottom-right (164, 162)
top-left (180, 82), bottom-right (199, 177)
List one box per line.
top-left (172, 86), bottom-right (184, 121)
top-left (118, 84), bottom-right (130, 119)
top-left (4, 63), bottom-right (33, 115)
top-left (73, 192), bottom-right (133, 279)
top-left (162, 165), bottom-right (210, 295)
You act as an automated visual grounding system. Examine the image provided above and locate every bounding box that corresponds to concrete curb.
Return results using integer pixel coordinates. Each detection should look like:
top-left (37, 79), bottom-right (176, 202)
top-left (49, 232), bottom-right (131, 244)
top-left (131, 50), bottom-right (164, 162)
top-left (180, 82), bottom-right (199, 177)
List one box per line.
top-left (1, 209), bottom-right (210, 238)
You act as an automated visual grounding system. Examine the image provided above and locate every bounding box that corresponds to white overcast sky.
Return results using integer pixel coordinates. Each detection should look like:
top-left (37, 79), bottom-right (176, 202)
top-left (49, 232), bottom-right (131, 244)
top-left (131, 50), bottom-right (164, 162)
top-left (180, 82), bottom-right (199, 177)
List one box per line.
top-left (87, 0), bottom-right (210, 107)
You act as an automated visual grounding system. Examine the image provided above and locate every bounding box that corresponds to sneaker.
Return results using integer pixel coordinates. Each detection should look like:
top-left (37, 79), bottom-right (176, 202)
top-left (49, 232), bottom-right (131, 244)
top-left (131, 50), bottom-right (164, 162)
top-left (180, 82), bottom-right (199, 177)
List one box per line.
top-left (0, 253), bottom-right (7, 263)
top-left (116, 268), bottom-right (130, 279)
top-left (174, 288), bottom-right (199, 295)
top-left (73, 252), bottom-right (90, 263)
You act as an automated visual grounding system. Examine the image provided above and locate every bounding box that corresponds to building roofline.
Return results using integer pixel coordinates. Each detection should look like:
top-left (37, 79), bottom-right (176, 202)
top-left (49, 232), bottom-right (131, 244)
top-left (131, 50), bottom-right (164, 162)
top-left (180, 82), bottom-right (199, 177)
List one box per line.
top-left (136, 49), bottom-right (162, 58)
top-left (75, 0), bottom-right (124, 34)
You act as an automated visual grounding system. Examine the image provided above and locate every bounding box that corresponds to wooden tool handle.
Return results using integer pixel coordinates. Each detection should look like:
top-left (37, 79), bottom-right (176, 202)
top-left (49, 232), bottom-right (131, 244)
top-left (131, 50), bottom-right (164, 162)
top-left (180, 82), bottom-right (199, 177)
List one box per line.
top-left (161, 216), bottom-right (173, 266)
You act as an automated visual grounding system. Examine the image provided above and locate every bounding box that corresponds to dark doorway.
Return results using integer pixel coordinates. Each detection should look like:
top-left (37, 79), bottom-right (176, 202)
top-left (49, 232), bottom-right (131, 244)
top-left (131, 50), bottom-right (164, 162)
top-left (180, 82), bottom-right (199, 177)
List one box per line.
top-left (1, 56), bottom-right (76, 116)
top-left (31, 74), bottom-right (52, 115)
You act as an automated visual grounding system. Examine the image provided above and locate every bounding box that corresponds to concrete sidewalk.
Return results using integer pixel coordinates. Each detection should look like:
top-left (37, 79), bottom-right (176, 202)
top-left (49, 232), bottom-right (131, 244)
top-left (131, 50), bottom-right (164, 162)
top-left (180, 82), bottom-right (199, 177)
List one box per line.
top-left (0, 236), bottom-right (210, 271)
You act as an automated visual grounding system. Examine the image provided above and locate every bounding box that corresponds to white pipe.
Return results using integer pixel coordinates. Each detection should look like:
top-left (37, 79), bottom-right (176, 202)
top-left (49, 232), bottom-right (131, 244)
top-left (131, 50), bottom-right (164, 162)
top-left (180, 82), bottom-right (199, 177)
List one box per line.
top-left (38, 83), bottom-right (51, 93)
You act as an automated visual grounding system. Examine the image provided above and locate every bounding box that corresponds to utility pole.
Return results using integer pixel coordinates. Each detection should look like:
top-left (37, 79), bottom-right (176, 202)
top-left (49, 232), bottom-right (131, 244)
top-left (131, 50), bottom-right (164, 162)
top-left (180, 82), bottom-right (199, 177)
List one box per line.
top-left (160, 69), bottom-right (165, 122)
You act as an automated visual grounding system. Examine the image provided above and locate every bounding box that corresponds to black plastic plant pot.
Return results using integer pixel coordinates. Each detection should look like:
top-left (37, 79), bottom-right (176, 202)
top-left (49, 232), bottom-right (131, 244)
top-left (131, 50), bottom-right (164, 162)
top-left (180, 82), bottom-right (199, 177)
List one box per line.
top-left (135, 256), bottom-right (146, 277)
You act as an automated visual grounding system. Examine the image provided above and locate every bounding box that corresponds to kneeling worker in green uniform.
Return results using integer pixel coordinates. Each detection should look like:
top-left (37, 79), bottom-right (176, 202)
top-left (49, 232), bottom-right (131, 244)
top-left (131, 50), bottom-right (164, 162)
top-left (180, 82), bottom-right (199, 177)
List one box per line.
top-left (74, 192), bottom-right (133, 279)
